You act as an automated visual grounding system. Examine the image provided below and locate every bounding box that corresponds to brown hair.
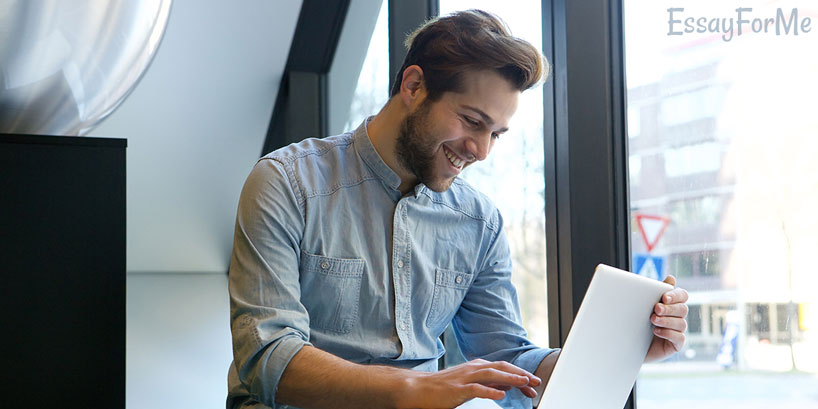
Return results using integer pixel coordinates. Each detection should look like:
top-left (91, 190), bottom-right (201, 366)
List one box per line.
top-left (389, 9), bottom-right (549, 100)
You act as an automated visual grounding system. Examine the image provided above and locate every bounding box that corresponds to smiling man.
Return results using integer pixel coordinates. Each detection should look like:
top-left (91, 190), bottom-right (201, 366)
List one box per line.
top-left (226, 9), bottom-right (688, 409)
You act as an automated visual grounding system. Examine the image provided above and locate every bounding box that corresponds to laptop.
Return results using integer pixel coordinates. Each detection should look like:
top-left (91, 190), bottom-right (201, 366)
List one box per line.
top-left (534, 264), bottom-right (673, 408)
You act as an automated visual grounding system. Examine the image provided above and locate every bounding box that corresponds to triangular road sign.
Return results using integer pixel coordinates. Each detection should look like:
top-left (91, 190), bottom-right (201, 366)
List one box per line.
top-left (635, 213), bottom-right (670, 252)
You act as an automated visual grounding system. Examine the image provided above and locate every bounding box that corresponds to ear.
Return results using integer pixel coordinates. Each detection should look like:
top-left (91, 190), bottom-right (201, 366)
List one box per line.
top-left (399, 65), bottom-right (426, 108)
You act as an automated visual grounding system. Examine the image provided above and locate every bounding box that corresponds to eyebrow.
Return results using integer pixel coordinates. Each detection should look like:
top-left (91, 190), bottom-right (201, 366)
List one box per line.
top-left (462, 105), bottom-right (509, 133)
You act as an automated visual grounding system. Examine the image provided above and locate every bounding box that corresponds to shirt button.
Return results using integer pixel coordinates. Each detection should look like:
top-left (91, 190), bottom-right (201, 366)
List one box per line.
top-left (455, 275), bottom-right (463, 284)
top-left (397, 260), bottom-right (404, 268)
top-left (400, 324), bottom-right (406, 331)
top-left (320, 261), bottom-right (329, 270)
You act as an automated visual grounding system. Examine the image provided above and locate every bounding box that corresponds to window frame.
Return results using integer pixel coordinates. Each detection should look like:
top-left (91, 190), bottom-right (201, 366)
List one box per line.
top-left (543, 0), bottom-right (636, 406)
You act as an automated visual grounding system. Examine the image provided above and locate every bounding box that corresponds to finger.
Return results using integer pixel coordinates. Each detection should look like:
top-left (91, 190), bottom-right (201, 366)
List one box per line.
top-left (472, 368), bottom-right (530, 388)
top-left (464, 383), bottom-right (506, 401)
top-left (661, 287), bottom-right (689, 304)
top-left (517, 385), bottom-right (538, 399)
top-left (654, 302), bottom-right (689, 318)
top-left (663, 275), bottom-right (677, 287)
top-left (651, 314), bottom-right (688, 332)
top-left (653, 327), bottom-right (686, 351)
top-left (485, 361), bottom-right (541, 386)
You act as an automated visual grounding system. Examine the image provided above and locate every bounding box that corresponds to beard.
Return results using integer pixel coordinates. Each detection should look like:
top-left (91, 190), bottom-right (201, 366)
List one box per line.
top-left (395, 100), bottom-right (455, 192)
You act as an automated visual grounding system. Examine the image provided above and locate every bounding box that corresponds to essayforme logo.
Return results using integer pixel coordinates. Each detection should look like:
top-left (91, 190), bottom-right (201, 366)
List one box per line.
top-left (667, 7), bottom-right (813, 41)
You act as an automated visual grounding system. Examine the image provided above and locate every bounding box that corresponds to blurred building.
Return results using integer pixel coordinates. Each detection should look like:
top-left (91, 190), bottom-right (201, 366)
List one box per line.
top-left (627, 13), bottom-right (818, 372)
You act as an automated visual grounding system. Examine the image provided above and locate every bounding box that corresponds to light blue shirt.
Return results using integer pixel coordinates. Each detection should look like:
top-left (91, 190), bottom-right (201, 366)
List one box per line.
top-left (227, 119), bottom-right (553, 409)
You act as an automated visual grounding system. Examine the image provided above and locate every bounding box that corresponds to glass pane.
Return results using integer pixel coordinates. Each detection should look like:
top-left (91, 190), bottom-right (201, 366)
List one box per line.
top-left (330, 0), bottom-right (389, 133)
top-left (625, 1), bottom-right (818, 407)
top-left (438, 1), bottom-right (548, 346)
top-left (343, 1), bottom-right (388, 132)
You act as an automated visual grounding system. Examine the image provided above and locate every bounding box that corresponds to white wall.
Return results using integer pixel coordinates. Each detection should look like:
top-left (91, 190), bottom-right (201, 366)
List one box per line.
top-left (86, 1), bottom-right (302, 408)
top-left (126, 273), bottom-right (231, 409)
top-left (90, 0), bottom-right (302, 274)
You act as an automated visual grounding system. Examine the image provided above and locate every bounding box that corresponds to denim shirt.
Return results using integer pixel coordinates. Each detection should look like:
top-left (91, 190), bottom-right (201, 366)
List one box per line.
top-left (227, 119), bottom-right (553, 409)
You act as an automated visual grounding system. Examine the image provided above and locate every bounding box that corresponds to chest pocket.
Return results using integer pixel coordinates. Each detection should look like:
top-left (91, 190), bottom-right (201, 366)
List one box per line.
top-left (299, 250), bottom-right (365, 334)
top-left (425, 267), bottom-right (473, 332)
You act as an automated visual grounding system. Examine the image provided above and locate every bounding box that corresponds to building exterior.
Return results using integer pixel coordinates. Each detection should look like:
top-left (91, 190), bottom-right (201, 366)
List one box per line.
top-left (627, 20), bottom-right (818, 372)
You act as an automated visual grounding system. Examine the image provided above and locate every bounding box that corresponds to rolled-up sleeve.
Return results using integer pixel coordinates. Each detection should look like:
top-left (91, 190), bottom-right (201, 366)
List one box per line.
top-left (452, 209), bottom-right (555, 408)
top-left (228, 158), bottom-right (310, 407)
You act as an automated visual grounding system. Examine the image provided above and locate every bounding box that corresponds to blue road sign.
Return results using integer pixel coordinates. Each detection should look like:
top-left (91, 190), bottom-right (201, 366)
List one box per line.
top-left (633, 253), bottom-right (665, 281)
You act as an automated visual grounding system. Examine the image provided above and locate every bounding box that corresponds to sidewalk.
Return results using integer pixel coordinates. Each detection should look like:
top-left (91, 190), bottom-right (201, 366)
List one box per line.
top-left (636, 366), bottom-right (818, 409)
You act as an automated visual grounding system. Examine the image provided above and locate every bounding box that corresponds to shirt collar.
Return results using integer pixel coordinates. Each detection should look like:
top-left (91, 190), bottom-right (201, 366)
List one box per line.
top-left (353, 116), bottom-right (403, 191)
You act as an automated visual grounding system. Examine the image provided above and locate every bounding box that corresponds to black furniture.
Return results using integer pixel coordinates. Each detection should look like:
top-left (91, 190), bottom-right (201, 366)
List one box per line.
top-left (0, 134), bottom-right (126, 408)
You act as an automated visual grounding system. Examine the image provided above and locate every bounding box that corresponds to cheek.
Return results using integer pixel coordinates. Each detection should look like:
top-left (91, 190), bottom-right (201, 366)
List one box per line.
top-left (440, 117), bottom-right (468, 142)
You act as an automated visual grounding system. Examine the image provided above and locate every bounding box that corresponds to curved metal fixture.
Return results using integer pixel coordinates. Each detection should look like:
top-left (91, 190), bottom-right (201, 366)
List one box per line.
top-left (0, 0), bottom-right (172, 135)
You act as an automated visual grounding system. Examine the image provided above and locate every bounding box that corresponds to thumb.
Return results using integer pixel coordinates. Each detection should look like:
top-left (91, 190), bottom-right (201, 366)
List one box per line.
top-left (663, 275), bottom-right (676, 287)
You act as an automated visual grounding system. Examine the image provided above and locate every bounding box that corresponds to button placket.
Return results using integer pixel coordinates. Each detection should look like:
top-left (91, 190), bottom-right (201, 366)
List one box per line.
top-left (401, 202), bottom-right (414, 355)
top-left (390, 198), bottom-right (417, 356)
top-left (392, 200), bottom-right (409, 343)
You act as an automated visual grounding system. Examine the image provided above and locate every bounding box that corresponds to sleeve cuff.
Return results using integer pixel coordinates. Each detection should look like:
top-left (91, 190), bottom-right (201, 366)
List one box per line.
top-left (259, 334), bottom-right (312, 408)
top-left (512, 347), bottom-right (557, 375)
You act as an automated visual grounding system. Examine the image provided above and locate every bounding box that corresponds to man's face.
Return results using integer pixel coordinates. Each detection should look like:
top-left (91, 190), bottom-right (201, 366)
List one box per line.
top-left (395, 70), bottom-right (520, 192)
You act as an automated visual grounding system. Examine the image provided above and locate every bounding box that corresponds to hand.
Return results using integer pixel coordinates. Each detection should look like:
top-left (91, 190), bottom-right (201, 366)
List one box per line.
top-left (398, 359), bottom-right (541, 408)
top-left (645, 275), bottom-right (689, 362)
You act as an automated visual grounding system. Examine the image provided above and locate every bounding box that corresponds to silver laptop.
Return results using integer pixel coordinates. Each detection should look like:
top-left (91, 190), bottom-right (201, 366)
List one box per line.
top-left (535, 264), bottom-right (672, 408)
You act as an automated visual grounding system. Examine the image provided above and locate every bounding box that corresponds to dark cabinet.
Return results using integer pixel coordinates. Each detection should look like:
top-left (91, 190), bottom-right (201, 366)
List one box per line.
top-left (1, 134), bottom-right (126, 408)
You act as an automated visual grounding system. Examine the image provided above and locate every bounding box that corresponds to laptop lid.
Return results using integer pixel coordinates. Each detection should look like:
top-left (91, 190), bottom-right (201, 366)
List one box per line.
top-left (536, 264), bottom-right (673, 408)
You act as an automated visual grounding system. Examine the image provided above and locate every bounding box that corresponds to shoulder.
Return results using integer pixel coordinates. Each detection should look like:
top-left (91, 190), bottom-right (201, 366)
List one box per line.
top-left (420, 177), bottom-right (502, 232)
top-left (257, 132), bottom-right (375, 198)
top-left (260, 133), bottom-right (355, 167)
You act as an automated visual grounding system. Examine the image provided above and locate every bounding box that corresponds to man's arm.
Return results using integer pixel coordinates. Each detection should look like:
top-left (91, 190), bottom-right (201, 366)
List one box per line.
top-left (530, 349), bottom-right (559, 408)
top-left (229, 158), bottom-right (312, 406)
top-left (277, 345), bottom-right (542, 409)
top-left (447, 209), bottom-right (556, 406)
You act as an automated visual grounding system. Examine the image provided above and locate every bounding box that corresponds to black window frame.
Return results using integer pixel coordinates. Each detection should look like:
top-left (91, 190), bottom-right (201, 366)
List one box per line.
top-left (544, 0), bottom-right (635, 406)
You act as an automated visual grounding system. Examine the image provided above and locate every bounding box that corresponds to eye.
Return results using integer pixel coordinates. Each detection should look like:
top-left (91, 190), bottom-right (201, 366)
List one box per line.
top-left (462, 115), bottom-right (480, 127)
top-left (491, 132), bottom-right (501, 140)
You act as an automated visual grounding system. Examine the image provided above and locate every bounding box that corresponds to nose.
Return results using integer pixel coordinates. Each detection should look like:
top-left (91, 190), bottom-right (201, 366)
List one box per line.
top-left (464, 132), bottom-right (492, 161)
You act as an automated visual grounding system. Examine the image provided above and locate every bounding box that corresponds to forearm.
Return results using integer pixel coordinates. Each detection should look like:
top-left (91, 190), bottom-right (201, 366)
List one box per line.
top-left (532, 349), bottom-right (560, 408)
top-left (277, 345), bottom-right (409, 409)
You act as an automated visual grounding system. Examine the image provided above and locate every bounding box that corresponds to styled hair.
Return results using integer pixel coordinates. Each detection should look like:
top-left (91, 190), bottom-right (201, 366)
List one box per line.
top-left (389, 9), bottom-right (549, 100)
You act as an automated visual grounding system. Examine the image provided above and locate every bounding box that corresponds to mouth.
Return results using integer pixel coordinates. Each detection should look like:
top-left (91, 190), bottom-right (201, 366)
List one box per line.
top-left (443, 145), bottom-right (467, 171)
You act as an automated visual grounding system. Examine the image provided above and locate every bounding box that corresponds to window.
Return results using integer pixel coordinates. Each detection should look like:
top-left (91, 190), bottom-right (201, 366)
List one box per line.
top-left (327, 0), bottom-right (389, 135)
top-left (660, 87), bottom-right (725, 126)
top-left (628, 106), bottom-right (641, 138)
top-left (688, 304), bottom-right (703, 334)
top-left (668, 195), bottom-right (724, 226)
top-left (439, 0), bottom-right (548, 346)
top-left (667, 251), bottom-right (721, 279)
top-left (629, 154), bottom-right (642, 186)
top-left (626, 0), bottom-right (818, 406)
top-left (341, 1), bottom-right (389, 132)
top-left (664, 142), bottom-right (723, 178)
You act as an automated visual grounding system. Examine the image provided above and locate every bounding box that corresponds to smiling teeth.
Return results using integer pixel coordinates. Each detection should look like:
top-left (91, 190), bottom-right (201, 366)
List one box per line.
top-left (445, 149), bottom-right (465, 169)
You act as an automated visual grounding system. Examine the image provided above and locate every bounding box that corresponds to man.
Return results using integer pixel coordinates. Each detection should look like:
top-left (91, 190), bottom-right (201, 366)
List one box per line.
top-left (227, 9), bottom-right (688, 409)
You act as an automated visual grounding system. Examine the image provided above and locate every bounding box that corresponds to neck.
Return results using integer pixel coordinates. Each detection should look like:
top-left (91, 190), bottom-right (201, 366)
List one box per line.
top-left (367, 97), bottom-right (417, 194)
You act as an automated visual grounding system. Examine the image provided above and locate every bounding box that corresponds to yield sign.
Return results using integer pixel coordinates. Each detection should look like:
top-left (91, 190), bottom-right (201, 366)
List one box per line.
top-left (634, 213), bottom-right (670, 252)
